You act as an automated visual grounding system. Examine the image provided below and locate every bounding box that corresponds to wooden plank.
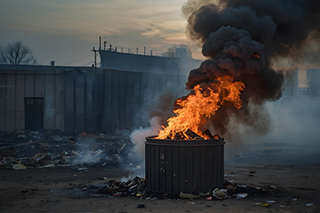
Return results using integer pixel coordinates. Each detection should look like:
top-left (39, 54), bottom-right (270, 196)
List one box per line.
top-left (15, 75), bottom-right (25, 130)
top-left (6, 74), bottom-right (16, 133)
top-left (44, 74), bottom-right (55, 129)
top-left (25, 73), bottom-right (34, 97)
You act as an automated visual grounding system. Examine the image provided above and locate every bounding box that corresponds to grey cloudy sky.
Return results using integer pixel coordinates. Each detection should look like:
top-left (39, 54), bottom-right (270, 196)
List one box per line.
top-left (0, 0), bottom-right (202, 66)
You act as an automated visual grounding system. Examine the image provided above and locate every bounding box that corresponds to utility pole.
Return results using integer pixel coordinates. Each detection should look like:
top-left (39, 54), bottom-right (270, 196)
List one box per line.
top-left (92, 47), bottom-right (97, 67)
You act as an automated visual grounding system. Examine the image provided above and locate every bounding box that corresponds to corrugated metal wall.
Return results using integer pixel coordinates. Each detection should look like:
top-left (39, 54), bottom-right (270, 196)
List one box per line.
top-left (0, 66), bottom-right (187, 134)
top-left (0, 68), bottom-right (65, 133)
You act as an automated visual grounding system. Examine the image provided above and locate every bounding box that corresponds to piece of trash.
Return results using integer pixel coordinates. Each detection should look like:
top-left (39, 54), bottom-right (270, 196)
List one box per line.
top-left (269, 185), bottom-right (277, 189)
top-left (212, 188), bottom-right (227, 198)
top-left (78, 167), bottom-right (88, 171)
top-left (236, 193), bottom-right (248, 199)
top-left (135, 193), bottom-right (142, 197)
top-left (137, 204), bottom-right (145, 208)
top-left (97, 177), bottom-right (108, 180)
top-left (237, 184), bottom-right (247, 188)
top-left (261, 203), bottom-right (270, 207)
top-left (280, 205), bottom-right (285, 208)
top-left (180, 191), bottom-right (201, 199)
top-left (199, 192), bottom-right (210, 197)
top-left (206, 196), bottom-right (212, 200)
top-left (306, 203), bottom-right (313, 207)
top-left (292, 198), bottom-right (297, 201)
top-left (266, 200), bottom-right (275, 203)
top-left (38, 164), bottom-right (55, 168)
top-left (12, 163), bottom-right (26, 170)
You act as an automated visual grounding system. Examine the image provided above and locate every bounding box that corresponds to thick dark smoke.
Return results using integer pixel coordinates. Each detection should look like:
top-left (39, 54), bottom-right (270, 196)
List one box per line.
top-left (180, 0), bottom-right (320, 137)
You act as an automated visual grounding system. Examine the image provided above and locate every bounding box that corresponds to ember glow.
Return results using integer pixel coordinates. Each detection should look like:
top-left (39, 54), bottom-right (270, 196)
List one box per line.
top-left (156, 75), bottom-right (245, 139)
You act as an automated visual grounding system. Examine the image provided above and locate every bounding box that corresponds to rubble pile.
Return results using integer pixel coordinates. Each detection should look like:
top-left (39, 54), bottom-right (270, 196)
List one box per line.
top-left (0, 129), bottom-right (134, 169)
top-left (78, 177), bottom-right (274, 201)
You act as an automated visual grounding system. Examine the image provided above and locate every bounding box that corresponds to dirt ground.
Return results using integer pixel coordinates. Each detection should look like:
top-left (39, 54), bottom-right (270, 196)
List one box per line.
top-left (1, 144), bottom-right (320, 213)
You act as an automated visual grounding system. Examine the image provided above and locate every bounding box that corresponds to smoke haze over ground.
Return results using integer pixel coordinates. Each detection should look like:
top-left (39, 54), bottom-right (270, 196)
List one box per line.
top-left (225, 93), bottom-right (320, 165)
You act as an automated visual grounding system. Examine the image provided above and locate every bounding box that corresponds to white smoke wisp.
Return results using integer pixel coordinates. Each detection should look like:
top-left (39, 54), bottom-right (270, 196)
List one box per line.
top-left (130, 116), bottom-right (162, 154)
top-left (72, 136), bottom-right (110, 165)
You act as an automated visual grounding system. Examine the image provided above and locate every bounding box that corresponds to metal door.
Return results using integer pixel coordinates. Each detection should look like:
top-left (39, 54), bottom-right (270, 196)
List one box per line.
top-left (25, 98), bottom-right (44, 130)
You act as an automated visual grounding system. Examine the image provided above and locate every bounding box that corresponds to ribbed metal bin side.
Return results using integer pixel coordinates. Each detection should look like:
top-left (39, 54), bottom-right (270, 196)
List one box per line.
top-left (145, 137), bottom-right (224, 195)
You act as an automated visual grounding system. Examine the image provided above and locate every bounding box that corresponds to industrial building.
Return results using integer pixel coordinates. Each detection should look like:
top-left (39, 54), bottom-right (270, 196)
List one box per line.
top-left (0, 48), bottom-right (195, 134)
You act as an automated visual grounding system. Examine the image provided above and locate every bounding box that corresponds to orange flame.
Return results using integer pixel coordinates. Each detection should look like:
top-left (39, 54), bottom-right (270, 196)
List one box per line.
top-left (253, 53), bottom-right (260, 59)
top-left (156, 76), bottom-right (245, 139)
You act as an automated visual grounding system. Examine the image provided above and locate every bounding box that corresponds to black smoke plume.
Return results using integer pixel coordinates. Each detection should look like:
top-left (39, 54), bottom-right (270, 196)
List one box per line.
top-left (178, 0), bottom-right (320, 137)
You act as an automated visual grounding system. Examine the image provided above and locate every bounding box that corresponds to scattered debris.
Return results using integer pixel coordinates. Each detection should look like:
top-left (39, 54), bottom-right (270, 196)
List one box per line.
top-left (180, 192), bottom-right (201, 199)
top-left (266, 200), bottom-right (275, 203)
top-left (76, 177), bottom-right (274, 202)
top-left (12, 163), bottom-right (27, 170)
top-left (0, 129), bottom-right (136, 169)
top-left (235, 193), bottom-right (248, 199)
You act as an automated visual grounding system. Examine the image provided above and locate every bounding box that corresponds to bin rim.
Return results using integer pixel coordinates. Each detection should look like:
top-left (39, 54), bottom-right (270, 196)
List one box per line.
top-left (145, 136), bottom-right (225, 147)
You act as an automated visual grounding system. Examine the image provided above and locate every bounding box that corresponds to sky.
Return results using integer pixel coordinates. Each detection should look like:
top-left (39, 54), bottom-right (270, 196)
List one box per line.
top-left (0, 0), bottom-right (203, 66)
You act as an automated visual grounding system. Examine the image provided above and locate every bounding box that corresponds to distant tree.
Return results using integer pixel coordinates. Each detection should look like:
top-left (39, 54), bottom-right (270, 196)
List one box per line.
top-left (0, 41), bottom-right (38, 65)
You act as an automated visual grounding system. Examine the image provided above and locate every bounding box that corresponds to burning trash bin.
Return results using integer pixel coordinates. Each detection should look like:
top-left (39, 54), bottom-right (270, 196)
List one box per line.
top-left (145, 136), bottom-right (224, 195)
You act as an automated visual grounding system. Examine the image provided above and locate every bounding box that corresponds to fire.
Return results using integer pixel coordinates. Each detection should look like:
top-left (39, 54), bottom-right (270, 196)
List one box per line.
top-left (252, 53), bottom-right (260, 59)
top-left (156, 75), bottom-right (245, 140)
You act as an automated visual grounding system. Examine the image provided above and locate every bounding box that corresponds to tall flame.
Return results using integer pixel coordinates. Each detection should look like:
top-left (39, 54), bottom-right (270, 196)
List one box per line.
top-left (156, 76), bottom-right (245, 139)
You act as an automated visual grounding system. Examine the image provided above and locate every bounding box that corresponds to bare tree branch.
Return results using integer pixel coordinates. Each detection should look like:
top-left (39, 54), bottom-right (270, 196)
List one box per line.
top-left (0, 41), bottom-right (38, 65)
